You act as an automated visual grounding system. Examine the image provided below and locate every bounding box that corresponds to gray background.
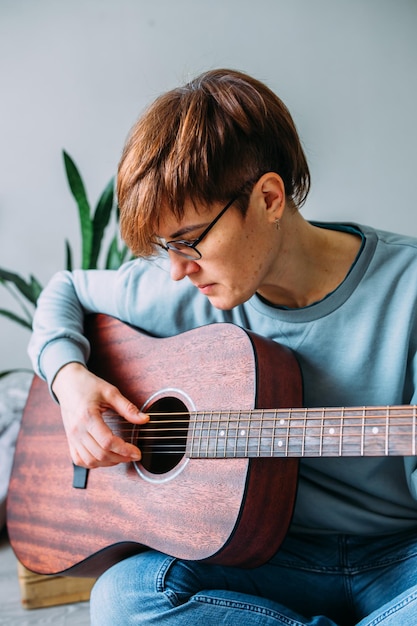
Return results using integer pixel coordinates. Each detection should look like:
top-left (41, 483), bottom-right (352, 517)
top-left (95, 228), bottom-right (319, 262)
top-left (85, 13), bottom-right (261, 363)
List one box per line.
top-left (1, 0), bottom-right (416, 372)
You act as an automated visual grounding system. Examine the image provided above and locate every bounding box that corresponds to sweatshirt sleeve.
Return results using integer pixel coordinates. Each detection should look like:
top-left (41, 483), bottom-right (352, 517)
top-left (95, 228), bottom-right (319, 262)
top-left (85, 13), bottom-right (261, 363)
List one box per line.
top-left (28, 268), bottom-right (125, 386)
top-left (27, 257), bottom-right (228, 389)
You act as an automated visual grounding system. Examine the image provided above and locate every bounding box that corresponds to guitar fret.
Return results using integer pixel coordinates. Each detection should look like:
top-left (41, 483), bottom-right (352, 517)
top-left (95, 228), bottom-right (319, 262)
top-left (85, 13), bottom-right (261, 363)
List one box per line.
top-left (311, 410), bottom-right (321, 455)
top-left (204, 411), bottom-right (211, 457)
top-left (243, 413), bottom-right (250, 457)
top-left (265, 411), bottom-right (275, 456)
top-left (196, 412), bottom-right (205, 457)
top-left (232, 412), bottom-right (239, 456)
top-left (235, 411), bottom-right (243, 457)
top-left (270, 412), bottom-right (286, 456)
top-left (338, 409), bottom-right (344, 456)
top-left (298, 409), bottom-right (306, 455)
top-left (197, 411), bottom-right (204, 457)
top-left (227, 411), bottom-right (236, 457)
top-left (187, 412), bottom-right (196, 457)
top-left (288, 408), bottom-right (296, 455)
top-left (251, 412), bottom-right (257, 457)
top-left (233, 411), bottom-right (240, 458)
top-left (270, 410), bottom-right (277, 457)
top-left (314, 409), bottom-right (337, 457)
top-left (225, 411), bottom-right (234, 457)
top-left (262, 412), bottom-right (270, 457)
top-left (218, 411), bottom-right (227, 457)
top-left (301, 410), bottom-right (306, 456)
top-left (251, 412), bottom-right (262, 458)
top-left (258, 410), bottom-right (263, 457)
top-left (285, 409), bottom-right (293, 456)
top-left (319, 410), bottom-right (324, 456)
top-left (207, 411), bottom-right (214, 457)
top-left (215, 410), bottom-right (220, 458)
top-left (228, 412), bottom-right (235, 456)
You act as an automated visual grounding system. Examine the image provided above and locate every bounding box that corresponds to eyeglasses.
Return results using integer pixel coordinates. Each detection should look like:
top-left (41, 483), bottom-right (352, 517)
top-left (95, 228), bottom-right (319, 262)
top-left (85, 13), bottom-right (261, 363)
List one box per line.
top-left (156, 196), bottom-right (238, 260)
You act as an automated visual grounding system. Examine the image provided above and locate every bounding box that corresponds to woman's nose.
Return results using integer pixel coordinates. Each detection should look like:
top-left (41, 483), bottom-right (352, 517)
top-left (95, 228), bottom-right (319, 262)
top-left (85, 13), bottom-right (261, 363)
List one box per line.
top-left (169, 253), bottom-right (200, 281)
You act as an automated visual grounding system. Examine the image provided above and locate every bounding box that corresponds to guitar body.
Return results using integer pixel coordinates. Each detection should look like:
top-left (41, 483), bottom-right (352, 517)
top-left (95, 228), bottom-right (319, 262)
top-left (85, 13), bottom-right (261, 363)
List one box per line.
top-left (7, 315), bottom-right (301, 577)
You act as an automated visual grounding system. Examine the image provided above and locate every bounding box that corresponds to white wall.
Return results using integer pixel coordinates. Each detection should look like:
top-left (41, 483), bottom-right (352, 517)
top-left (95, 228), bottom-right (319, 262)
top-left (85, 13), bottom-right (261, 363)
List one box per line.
top-left (1, 0), bottom-right (416, 373)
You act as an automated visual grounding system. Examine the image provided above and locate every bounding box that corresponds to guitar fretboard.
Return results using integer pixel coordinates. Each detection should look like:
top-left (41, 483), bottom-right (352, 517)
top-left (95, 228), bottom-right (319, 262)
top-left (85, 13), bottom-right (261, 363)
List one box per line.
top-left (187, 406), bottom-right (417, 459)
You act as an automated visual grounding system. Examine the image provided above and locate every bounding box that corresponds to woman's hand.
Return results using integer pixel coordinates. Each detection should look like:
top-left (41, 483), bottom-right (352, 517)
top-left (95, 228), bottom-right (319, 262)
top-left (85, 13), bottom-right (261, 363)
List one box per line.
top-left (52, 362), bottom-right (149, 468)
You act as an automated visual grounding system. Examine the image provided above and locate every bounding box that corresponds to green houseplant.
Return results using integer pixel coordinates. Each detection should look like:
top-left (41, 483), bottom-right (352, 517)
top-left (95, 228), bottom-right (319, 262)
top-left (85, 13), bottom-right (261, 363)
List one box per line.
top-left (0, 150), bottom-right (131, 378)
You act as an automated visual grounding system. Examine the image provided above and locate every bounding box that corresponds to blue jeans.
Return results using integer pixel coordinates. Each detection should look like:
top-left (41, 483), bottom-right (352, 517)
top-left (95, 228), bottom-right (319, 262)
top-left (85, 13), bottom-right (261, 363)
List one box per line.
top-left (90, 530), bottom-right (417, 625)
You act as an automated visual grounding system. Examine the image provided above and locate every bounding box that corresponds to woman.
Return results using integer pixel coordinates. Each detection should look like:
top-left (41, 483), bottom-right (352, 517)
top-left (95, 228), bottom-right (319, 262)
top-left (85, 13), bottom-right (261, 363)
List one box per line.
top-left (29, 69), bottom-right (417, 625)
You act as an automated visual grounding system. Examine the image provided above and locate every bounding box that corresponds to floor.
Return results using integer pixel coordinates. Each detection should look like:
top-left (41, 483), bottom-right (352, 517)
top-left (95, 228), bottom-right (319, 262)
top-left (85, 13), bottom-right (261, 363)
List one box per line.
top-left (0, 527), bottom-right (91, 625)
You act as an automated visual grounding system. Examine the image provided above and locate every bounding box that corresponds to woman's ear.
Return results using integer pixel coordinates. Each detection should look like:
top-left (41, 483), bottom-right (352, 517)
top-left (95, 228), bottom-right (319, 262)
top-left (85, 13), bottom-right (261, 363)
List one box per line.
top-left (253, 172), bottom-right (286, 223)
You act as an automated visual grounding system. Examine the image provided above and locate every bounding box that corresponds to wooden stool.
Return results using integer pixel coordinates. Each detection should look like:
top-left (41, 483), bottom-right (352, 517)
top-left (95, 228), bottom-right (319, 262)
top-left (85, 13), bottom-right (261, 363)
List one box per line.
top-left (17, 561), bottom-right (95, 609)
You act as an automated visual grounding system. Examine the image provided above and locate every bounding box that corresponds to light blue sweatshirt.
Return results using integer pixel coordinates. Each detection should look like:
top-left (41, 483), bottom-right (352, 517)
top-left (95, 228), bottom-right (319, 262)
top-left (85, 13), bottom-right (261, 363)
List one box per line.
top-left (29, 223), bottom-right (417, 535)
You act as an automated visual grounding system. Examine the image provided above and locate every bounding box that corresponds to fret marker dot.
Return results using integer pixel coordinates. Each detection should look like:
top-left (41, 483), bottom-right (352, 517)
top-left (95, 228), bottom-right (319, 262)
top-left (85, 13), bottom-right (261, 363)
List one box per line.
top-left (240, 429), bottom-right (246, 436)
top-left (329, 428), bottom-right (335, 435)
top-left (278, 440), bottom-right (283, 447)
top-left (372, 427), bottom-right (379, 435)
top-left (220, 430), bottom-right (225, 437)
top-left (280, 419), bottom-right (285, 425)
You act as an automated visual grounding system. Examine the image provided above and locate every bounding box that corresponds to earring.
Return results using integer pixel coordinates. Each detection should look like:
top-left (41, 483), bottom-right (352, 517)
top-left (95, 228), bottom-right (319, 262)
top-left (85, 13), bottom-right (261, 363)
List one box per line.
top-left (274, 217), bottom-right (281, 231)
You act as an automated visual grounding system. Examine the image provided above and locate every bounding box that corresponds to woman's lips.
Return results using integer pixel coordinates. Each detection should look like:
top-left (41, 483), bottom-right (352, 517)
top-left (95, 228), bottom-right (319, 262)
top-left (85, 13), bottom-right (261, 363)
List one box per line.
top-left (196, 283), bottom-right (215, 295)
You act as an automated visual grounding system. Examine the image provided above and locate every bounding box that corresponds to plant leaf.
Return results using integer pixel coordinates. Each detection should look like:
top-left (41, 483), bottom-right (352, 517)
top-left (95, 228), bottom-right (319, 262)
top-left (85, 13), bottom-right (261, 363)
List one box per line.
top-left (90, 177), bottom-right (114, 269)
top-left (105, 237), bottom-right (133, 269)
top-left (105, 236), bottom-right (122, 270)
top-left (0, 368), bottom-right (33, 379)
top-left (65, 239), bottom-right (73, 271)
top-left (29, 275), bottom-right (43, 301)
top-left (63, 151), bottom-right (93, 269)
top-left (0, 308), bottom-right (33, 329)
top-left (0, 268), bottom-right (39, 304)
top-left (119, 244), bottom-right (133, 265)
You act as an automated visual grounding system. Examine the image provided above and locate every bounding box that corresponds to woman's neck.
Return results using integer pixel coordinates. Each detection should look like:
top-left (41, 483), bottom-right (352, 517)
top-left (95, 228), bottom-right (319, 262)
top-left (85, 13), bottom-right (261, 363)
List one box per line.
top-left (257, 215), bottom-right (362, 309)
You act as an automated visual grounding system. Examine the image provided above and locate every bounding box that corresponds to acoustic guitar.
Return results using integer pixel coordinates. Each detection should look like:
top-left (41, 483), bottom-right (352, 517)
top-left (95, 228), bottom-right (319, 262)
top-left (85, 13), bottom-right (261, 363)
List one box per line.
top-left (7, 315), bottom-right (416, 577)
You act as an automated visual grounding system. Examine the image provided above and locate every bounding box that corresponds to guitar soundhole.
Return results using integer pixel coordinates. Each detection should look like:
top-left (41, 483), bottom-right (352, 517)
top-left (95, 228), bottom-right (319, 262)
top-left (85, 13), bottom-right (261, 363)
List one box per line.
top-left (137, 396), bottom-right (189, 475)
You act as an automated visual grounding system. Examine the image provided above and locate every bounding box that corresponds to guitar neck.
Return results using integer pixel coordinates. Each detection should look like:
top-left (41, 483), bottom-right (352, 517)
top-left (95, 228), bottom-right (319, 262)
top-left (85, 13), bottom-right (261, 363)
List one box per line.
top-left (187, 406), bottom-right (417, 459)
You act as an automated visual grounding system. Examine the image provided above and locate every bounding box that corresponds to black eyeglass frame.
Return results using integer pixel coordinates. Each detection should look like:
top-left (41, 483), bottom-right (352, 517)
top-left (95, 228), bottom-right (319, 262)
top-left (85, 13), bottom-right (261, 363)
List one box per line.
top-left (156, 196), bottom-right (238, 260)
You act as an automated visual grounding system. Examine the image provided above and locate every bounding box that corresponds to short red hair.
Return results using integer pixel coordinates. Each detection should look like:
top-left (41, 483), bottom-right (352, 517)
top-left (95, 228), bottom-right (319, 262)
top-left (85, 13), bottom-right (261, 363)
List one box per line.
top-left (118, 68), bottom-right (310, 257)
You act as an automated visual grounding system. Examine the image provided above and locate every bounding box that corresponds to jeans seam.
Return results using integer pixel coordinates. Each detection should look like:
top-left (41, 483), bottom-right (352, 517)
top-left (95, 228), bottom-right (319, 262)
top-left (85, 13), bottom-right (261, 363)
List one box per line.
top-left (364, 590), bottom-right (417, 625)
top-left (193, 594), bottom-right (305, 626)
top-left (155, 555), bottom-right (177, 591)
top-left (154, 555), bottom-right (182, 607)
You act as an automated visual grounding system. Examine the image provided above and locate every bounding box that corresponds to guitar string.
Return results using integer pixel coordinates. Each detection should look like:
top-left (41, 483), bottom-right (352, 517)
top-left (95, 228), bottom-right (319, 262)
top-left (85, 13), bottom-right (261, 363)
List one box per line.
top-left (99, 409), bottom-right (416, 455)
top-left (105, 416), bottom-right (415, 428)
top-left (102, 422), bottom-right (416, 436)
top-left (103, 422), bottom-right (417, 431)
top-left (102, 407), bottom-right (415, 421)
top-left (102, 409), bottom-right (416, 430)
